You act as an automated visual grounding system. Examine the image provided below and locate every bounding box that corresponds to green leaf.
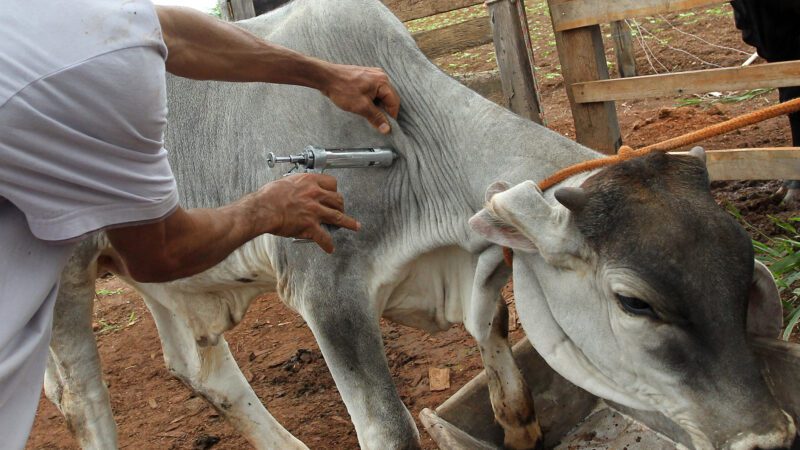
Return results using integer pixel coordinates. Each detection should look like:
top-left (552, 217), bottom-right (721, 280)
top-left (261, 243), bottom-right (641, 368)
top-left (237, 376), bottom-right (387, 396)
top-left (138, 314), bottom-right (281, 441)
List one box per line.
top-left (771, 251), bottom-right (800, 275)
top-left (782, 305), bottom-right (800, 341)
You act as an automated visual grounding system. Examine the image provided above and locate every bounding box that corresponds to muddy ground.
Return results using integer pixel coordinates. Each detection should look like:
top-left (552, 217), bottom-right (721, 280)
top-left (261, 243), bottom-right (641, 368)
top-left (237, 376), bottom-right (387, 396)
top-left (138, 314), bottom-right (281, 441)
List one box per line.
top-left (28, 2), bottom-right (799, 449)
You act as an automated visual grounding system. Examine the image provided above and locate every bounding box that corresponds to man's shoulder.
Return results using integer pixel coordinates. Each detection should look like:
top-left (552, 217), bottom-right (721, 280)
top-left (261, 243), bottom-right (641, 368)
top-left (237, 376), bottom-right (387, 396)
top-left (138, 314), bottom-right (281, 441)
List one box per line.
top-left (0, 0), bottom-right (166, 106)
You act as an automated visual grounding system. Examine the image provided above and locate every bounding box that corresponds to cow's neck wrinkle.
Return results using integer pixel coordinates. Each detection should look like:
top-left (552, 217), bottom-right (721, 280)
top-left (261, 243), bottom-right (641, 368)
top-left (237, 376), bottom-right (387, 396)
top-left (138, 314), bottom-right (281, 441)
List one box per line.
top-left (372, 52), bottom-right (603, 246)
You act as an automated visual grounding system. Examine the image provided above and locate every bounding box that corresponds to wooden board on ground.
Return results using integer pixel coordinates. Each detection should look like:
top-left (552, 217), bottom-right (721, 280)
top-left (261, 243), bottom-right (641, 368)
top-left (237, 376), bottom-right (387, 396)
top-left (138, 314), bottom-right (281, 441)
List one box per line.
top-left (382, 0), bottom-right (483, 22)
top-left (572, 61), bottom-right (800, 104)
top-left (413, 16), bottom-right (493, 60)
top-left (671, 148), bottom-right (800, 181)
top-left (429, 367), bottom-right (451, 392)
top-left (550, 0), bottom-right (726, 31)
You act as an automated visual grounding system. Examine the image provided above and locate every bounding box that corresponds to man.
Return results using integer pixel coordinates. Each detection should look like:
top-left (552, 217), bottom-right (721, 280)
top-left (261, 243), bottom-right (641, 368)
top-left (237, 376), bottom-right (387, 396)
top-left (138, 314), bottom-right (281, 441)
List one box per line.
top-left (731, 0), bottom-right (800, 206)
top-left (0, 1), bottom-right (400, 447)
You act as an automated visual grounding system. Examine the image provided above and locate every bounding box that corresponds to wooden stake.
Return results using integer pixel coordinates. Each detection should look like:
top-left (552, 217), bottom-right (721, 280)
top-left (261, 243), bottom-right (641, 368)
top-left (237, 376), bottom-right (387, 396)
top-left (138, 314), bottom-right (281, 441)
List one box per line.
top-left (487, 0), bottom-right (543, 124)
top-left (611, 20), bottom-right (637, 78)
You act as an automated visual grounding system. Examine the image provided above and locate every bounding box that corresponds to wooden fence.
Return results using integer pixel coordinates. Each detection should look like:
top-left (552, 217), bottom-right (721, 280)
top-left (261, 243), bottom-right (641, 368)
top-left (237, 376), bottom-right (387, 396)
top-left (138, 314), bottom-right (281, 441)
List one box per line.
top-left (547, 0), bottom-right (800, 170)
top-left (220, 0), bottom-right (799, 180)
top-left (222, 0), bottom-right (542, 123)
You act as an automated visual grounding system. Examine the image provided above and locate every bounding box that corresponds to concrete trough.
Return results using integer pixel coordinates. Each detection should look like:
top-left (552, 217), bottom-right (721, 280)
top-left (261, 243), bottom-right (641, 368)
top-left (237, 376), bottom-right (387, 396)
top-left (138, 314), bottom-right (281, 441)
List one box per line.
top-left (421, 337), bottom-right (800, 449)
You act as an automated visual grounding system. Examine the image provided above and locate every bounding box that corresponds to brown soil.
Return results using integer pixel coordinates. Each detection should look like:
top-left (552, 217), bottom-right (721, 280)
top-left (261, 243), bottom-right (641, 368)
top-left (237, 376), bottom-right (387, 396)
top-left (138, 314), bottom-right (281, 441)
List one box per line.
top-left (28, 2), bottom-right (799, 449)
top-left (28, 276), bottom-right (526, 450)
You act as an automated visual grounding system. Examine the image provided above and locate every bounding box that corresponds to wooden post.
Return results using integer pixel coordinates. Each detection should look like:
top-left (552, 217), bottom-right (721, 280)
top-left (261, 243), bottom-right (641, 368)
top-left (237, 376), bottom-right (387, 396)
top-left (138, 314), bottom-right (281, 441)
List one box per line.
top-left (222, 0), bottom-right (256, 21)
top-left (548, 0), bottom-right (621, 154)
top-left (610, 20), bottom-right (637, 78)
top-left (486, 0), bottom-right (543, 124)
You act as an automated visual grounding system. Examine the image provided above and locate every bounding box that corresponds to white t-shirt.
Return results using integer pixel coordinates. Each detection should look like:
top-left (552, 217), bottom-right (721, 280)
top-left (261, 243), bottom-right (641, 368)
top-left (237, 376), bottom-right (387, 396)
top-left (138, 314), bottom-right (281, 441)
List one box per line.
top-left (0, 1), bottom-right (178, 447)
top-left (0, 0), bottom-right (178, 241)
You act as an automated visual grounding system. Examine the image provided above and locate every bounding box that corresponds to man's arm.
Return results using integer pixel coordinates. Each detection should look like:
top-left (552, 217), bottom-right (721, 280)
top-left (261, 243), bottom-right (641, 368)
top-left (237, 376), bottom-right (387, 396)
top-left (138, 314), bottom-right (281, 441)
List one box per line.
top-left (155, 5), bottom-right (400, 133)
top-left (107, 173), bottom-right (358, 283)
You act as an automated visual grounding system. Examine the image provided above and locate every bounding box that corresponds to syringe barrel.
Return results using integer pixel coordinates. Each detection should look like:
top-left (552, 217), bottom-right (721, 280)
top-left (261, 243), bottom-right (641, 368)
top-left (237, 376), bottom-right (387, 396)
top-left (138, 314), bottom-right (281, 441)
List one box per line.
top-left (306, 146), bottom-right (397, 170)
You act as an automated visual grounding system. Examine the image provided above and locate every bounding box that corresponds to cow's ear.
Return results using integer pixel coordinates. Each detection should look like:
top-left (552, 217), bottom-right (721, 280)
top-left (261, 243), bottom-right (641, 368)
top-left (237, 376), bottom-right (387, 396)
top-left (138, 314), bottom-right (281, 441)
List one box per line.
top-left (485, 180), bottom-right (512, 202)
top-left (470, 181), bottom-right (537, 251)
top-left (747, 260), bottom-right (783, 338)
top-left (469, 208), bottom-right (538, 251)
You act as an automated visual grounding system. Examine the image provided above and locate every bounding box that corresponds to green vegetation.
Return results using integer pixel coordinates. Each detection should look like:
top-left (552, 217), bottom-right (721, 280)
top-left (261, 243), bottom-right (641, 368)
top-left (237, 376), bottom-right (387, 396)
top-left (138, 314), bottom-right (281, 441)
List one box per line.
top-left (209, 3), bottom-right (222, 18)
top-left (96, 288), bottom-right (124, 297)
top-left (677, 88), bottom-right (775, 107)
top-left (95, 311), bottom-right (139, 335)
top-left (752, 216), bottom-right (800, 341)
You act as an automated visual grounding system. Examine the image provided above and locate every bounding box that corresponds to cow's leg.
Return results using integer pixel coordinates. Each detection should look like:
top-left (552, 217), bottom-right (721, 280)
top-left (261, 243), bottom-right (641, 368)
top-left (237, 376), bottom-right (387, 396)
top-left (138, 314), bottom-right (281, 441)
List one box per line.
top-left (45, 242), bottom-right (119, 449)
top-left (142, 296), bottom-right (307, 450)
top-left (465, 247), bottom-right (542, 450)
top-left (299, 288), bottom-right (420, 450)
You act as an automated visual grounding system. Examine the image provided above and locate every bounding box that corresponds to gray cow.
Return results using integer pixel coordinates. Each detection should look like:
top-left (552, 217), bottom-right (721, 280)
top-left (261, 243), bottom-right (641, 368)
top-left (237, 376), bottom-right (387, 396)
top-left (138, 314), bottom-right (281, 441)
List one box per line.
top-left (44, 0), bottom-right (797, 449)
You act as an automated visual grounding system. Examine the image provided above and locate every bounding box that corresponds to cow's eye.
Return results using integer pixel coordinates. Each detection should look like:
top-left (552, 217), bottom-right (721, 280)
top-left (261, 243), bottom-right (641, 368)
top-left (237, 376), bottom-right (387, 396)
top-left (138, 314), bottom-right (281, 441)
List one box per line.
top-left (616, 294), bottom-right (657, 318)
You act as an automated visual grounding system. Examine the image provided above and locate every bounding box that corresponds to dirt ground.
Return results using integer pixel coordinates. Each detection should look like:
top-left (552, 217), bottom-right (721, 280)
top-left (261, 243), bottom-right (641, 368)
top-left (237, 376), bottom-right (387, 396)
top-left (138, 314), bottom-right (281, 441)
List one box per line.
top-left (27, 2), bottom-right (799, 449)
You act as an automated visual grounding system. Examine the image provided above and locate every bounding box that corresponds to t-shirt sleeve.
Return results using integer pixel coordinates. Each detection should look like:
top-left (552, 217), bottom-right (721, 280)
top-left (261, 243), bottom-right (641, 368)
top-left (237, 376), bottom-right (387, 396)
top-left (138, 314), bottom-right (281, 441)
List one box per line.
top-left (0, 45), bottom-right (179, 242)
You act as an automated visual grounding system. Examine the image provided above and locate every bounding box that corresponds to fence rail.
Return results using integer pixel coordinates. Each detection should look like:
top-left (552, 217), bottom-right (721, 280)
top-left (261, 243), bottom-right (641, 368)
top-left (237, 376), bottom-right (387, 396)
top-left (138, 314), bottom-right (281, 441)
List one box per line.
top-left (572, 60), bottom-right (800, 104)
top-left (413, 16), bottom-right (493, 59)
top-left (550, 0), bottom-right (726, 31)
top-left (672, 148), bottom-right (800, 180)
top-left (382, 0), bottom-right (483, 22)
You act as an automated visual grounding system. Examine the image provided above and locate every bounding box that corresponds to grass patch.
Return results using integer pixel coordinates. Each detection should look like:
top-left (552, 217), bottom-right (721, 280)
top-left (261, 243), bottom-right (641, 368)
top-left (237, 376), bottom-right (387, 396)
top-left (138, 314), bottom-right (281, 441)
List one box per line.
top-left (677, 88), bottom-right (774, 107)
top-left (752, 216), bottom-right (800, 340)
top-left (96, 288), bottom-right (124, 297)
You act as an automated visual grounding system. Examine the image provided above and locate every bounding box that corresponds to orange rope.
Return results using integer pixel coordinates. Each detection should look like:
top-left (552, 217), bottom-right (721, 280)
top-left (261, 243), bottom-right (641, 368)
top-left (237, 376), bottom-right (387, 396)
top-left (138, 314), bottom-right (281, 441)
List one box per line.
top-left (537, 96), bottom-right (800, 191)
top-left (501, 97), bottom-right (800, 268)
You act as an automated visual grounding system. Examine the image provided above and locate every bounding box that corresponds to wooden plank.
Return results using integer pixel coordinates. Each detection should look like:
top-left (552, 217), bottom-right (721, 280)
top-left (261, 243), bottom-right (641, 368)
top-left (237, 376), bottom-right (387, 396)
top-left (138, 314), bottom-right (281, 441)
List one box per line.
top-left (549, 0), bottom-right (621, 154)
top-left (573, 60), bottom-right (800, 104)
top-left (413, 16), bottom-right (493, 60)
top-left (487, 0), bottom-right (542, 123)
top-left (226, 0), bottom-right (256, 20)
top-left (382, 0), bottom-right (484, 22)
top-left (550, 0), bottom-right (726, 32)
top-left (670, 148), bottom-right (800, 181)
top-left (611, 20), bottom-right (637, 78)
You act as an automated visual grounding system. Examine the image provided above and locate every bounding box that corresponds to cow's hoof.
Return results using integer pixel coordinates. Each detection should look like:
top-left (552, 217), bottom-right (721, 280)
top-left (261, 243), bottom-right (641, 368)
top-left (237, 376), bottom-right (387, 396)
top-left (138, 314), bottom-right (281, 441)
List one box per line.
top-left (502, 420), bottom-right (544, 450)
top-left (782, 187), bottom-right (800, 209)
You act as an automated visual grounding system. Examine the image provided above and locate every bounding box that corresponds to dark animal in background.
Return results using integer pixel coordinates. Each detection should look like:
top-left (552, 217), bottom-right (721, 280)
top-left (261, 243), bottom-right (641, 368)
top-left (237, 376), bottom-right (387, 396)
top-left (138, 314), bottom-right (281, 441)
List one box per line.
top-left (732, 0), bottom-right (800, 206)
top-left (253, 0), bottom-right (292, 15)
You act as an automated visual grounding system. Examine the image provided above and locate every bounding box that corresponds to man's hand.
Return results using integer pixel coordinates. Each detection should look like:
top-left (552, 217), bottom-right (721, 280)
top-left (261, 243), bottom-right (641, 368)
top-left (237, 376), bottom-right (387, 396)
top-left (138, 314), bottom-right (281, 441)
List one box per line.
top-left (253, 173), bottom-right (360, 253)
top-left (322, 64), bottom-right (401, 135)
top-left (156, 6), bottom-right (401, 134)
top-left (107, 174), bottom-right (358, 282)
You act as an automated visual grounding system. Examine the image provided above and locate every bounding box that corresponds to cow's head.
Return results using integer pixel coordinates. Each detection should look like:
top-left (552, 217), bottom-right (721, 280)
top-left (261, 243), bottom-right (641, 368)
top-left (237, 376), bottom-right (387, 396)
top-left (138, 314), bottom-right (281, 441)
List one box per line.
top-left (470, 150), bottom-right (797, 449)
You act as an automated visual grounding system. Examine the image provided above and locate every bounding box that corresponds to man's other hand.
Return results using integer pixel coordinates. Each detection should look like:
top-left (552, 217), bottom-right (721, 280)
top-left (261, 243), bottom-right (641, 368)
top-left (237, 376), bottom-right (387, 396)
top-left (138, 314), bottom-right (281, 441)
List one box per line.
top-left (255, 173), bottom-right (360, 253)
top-left (322, 64), bottom-right (401, 135)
